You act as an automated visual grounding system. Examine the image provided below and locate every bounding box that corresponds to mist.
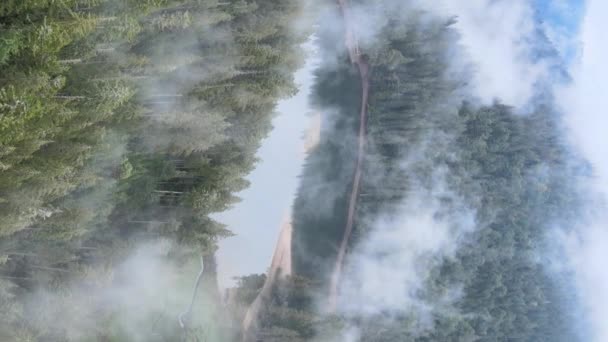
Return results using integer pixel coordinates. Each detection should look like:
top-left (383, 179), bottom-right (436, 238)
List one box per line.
top-left (557, 0), bottom-right (608, 340)
top-left (423, 0), bottom-right (546, 107)
top-left (18, 241), bottom-right (223, 341)
top-left (305, 0), bottom-right (595, 341)
top-left (0, 0), bottom-right (314, 340)
top-left (338, 164), bottom-right (476, 332)
top-left (4, 0), bottom-right (607, 340)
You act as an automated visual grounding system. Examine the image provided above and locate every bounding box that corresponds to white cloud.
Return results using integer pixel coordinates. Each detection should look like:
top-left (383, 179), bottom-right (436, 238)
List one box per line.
top-left (336, 159), bottom-right (476, 337)
top-left (557, 0), bottom-right (608, 341)
top-left (415, 0), bottom-right (547, 107)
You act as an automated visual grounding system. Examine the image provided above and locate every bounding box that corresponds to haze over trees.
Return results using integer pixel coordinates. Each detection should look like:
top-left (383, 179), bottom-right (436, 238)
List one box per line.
top-left (231, 2), bottom-right (584, 341)
top-left (0, 0), bottom-right (585, 341)
top-left (0, 0), bottom-right (306, 340)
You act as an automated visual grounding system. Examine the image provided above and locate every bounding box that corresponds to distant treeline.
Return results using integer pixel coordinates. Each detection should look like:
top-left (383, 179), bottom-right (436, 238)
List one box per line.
top-left (0, 0), bottom-right (306, 340)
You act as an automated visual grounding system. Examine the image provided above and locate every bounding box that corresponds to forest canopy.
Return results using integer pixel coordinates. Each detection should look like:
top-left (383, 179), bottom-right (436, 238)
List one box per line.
top-left (0, 0), bottom-right (307, 340)
top-left (0, 0), bottom-right (589, 341)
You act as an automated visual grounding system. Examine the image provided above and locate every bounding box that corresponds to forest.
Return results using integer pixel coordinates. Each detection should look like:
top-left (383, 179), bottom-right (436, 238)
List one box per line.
top-left (0, 0), bottom-right (307, 340)
top-left (232, 2), bottom-right (586, 342)
top-left (0, 0), bottom-right (592, 341)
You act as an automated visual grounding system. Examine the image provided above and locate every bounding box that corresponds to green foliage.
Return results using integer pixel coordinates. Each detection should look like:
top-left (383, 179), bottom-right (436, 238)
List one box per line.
top-left (229, 274), bottom-right (319, 341)
top-left (284, 3), bottom-right (581, 342)
top-left (0, 0), bottom-right (306, 340)
top-left (0, 30), bottom-right (23, 66)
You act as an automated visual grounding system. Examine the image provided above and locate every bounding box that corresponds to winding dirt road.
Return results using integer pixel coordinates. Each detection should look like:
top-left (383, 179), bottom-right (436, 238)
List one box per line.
top-left (328, 0), bottom-right (370, 313)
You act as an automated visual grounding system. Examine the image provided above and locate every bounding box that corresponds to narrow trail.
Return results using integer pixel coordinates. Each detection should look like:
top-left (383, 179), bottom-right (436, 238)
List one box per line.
top-left (201, 253), bottom-right (223, 306)
top-left (241, 218), bottom-right (293, 341)
top-left (328, 0), bottom-right (370, 313)
top-left (179, 253), bottom-right (223, 338)
top-left (179, 255), bottom-right (205, 330)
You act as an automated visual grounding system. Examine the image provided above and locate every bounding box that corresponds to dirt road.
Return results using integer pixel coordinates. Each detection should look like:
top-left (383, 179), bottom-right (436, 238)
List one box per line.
top-left (241, 218), bottom-right (293, 341)
top-left (328, 0), bottom-right (370, 313)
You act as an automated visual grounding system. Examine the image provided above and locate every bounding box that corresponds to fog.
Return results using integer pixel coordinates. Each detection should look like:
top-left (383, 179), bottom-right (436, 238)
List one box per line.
top-left (338, 164), bottom-right (476, 333)
top-left (5, 0), bottom-right (606, 340)
top-left (311, 1), bottom-right (597, 341)
top-left (557, 0), bottom-right (608, 340)
top-left (19, 241), bottom-right (218, 341)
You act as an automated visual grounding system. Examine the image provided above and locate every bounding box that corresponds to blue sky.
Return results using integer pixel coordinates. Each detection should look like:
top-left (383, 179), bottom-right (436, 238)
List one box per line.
top-left (534, 0), bottom-right (586, 62)
top-left (535, 0), bottom-right (585, 31)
